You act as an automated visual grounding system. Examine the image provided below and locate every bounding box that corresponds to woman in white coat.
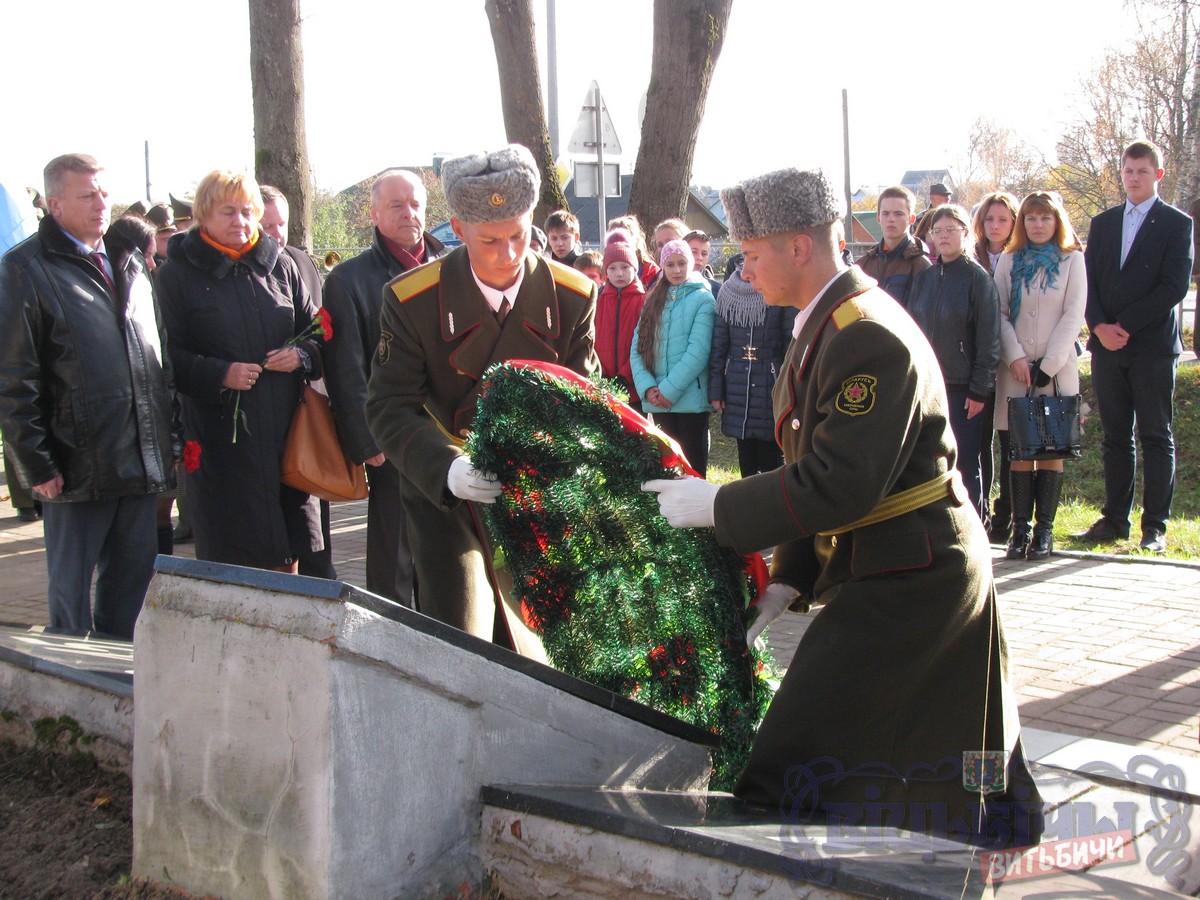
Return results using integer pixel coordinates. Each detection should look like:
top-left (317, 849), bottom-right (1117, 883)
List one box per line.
top-left (994, 191), bottom-right (1086, 561)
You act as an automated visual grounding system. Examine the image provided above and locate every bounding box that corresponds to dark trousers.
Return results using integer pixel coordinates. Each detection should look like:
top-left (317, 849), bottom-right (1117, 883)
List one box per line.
top-left (366, 459), bottom-right (415, 606)
top-left (1091, 350), bottom-right (1177, 534)
top-left (980, 395), bottom-right (997, 518)
top-left (298, 499), bottom-right (337, 579)
top-left (654, 412), bottom-right (711, 478)
top-left (42, 493), bottom-right (157, 639)
top-left (736, 437), bottom-right (783, 478)
top-left (993, 430), bottom-right (1012, 521)
top-left (946, 386), bottom-right (986, 518)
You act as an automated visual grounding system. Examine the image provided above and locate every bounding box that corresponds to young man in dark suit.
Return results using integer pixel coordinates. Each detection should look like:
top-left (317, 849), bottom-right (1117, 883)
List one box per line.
top-left (1077, 140), bottom-right (1194, 553)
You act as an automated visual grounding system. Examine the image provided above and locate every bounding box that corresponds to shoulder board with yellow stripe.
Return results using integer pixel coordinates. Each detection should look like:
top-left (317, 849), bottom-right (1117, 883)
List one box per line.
top-left (831, 295), bottom-right (868, 331)
top-left (547, 257), bottom-right (595, 297)
top-left (388, 258), bottom-right (444, 304)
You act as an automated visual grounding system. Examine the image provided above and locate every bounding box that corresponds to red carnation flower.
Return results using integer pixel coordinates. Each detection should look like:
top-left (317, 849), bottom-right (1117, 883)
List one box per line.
top-left (317, 308), bottom-right (334, 341)
top-left (182, 440), bottom-right (202, 473)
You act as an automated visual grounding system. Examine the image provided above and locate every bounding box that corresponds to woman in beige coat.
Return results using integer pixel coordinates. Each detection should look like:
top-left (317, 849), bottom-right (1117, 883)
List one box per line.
top-left (994, 191), bottom-right (1086, 560)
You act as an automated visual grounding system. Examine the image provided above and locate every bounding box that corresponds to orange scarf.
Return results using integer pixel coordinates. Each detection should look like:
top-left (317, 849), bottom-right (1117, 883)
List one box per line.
top-left (200, 228), bottom-right (260, 260)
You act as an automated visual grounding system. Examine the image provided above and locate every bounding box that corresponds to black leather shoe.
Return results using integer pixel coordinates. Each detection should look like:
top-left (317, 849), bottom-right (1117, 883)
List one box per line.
top-left (1139, 530), bottom-right (1167, 553)
top-left (16, 508), bottom-right (39, 522)
top-left (988, 517), bottom-right (1012, 544)
top-left (1074, 518), bottom-right (1126, 544)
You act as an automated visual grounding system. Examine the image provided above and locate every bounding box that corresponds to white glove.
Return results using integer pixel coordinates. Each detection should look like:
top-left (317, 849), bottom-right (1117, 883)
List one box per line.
top-left (447, 455), bottom-right (502, 503)
top-left (745, 582), bottom-right (800, 647)
top-left (642, 476), bottom-right (719, 528)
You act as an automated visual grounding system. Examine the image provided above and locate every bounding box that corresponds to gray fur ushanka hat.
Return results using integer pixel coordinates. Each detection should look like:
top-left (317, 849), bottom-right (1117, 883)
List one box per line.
top-left (720, 168), bottom-right (843, 242)
top-left (441, 144), bottom-right (541, 224)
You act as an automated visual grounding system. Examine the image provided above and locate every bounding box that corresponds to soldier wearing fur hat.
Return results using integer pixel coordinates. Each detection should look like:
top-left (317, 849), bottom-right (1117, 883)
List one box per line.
top-left (366, 145), bottom-right (598, 660)
top-left (644, 168), bottom-right (1042, 847)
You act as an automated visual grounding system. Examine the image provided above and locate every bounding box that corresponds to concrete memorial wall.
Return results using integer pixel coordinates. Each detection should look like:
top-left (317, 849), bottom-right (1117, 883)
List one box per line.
top-left (132, 558), bottom-right (714, 899)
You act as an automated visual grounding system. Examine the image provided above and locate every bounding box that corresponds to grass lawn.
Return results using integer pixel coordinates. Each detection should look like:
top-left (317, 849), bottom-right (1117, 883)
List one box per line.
top-left (704, 356), bottom-right (1200, 561)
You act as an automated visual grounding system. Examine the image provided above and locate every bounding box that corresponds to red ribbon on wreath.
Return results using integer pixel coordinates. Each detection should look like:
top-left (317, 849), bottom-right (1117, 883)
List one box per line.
top-left (506, 359), bottom-right (768, 602)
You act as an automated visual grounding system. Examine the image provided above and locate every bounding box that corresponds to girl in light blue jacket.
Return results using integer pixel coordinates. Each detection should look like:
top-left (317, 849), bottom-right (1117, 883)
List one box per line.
top-left (631, 240), bottom-right (716, 475)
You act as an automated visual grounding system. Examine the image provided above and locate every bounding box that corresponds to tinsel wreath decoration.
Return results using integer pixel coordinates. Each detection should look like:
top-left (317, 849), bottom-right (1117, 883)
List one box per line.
top-left (467, 359), bottom-right (777, 789)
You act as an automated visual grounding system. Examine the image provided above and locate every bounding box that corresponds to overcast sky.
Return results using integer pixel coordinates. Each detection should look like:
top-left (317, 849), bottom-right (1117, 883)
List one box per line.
top-left (3, 0), bottom-right (1147, 204)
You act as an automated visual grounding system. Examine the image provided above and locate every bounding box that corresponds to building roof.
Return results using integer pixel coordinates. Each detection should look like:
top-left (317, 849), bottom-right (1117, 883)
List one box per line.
top-left (851, 211), bottom-right (882, 243)
top-left (900, 170), bottom-right (956, 196)
top-left (566, 174), bottom-right (727, 245)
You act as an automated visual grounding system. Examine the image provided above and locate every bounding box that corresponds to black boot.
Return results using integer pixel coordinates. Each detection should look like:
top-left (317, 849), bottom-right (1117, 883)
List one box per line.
top-left (1006, 471), bottom-right (1034, 560)
top-left (989, 499), bottom-right (1012, 544)
top-left (157, 525), bottom-right (174, 556)
top-left (1028, 469), bottom-right (1064, 561)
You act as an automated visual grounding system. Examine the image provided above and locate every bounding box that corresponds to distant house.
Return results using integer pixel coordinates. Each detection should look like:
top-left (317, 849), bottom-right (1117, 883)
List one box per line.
top-left (851, 186), bottom-right (876, 206)
top-left (901, 169), bottom-right (956, 203)
top-left (849, 211), bottom-right (882, 244)
top-left (566, 174), bottom-right (727, 245)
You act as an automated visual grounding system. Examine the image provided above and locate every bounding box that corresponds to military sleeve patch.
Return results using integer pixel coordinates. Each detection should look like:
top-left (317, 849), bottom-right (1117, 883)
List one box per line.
top-left (835, 374), bottom-right (876, 416)
top-left (377, 330), bottom-right (394, 367)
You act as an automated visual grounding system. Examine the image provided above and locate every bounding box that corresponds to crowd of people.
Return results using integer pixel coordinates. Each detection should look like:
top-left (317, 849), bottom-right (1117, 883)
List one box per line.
top-left (852, 142), bottom-right (1192, 560)
top-left (1, 139), bottom-right (1190, 845)
top-left (0, 140), bottom-right (1189, 643)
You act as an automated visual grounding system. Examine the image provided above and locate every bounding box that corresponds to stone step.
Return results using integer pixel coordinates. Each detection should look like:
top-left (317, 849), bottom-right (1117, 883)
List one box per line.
top-left (481, 772), bottom-right (1195, 898)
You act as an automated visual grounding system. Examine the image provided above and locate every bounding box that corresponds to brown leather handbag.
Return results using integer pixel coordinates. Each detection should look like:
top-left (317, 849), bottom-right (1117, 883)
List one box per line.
top-left (281, 384), bottom-right (369, 501)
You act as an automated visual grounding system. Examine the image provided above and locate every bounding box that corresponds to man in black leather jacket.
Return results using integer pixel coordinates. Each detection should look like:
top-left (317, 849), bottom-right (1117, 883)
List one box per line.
top-left (0, 154), bottom-right (178, 638)
top-left (322, 169), bottom-right (447, 606)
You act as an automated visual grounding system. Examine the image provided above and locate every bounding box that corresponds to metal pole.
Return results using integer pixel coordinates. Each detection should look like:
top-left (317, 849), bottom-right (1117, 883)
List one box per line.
top-left (547, 0), bottom-right (559, 158)
top-left (595, 83), bottom-right (607, 236)
top-left (842, 90), bottom-right (852, 248)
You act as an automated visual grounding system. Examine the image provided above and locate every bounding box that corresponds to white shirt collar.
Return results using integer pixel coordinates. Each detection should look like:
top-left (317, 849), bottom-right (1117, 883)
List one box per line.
top-left (470, 258), bottom-right (526, 314)
top-left (792, 268), bottom-right (847, 339)
top-left (62, 226), bottom-right (104, 256)
top-left (1125, 195), bottom-right (1156, 217)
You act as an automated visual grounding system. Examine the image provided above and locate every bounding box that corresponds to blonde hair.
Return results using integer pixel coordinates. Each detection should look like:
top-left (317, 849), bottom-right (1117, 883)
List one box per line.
top-left (193, 170), bottom-right (264, 223)
top-left (653, 217), bottom-right (687, 245)
top-left (1008, 191), bottom-right (1082, 253)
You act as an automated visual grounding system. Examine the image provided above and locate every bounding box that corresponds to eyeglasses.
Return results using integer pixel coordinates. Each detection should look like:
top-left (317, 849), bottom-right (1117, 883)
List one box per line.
top-left (929, 225), bottom-right (965, 237)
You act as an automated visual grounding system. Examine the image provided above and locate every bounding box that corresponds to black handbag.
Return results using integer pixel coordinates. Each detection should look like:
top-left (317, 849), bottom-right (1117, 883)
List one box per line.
top-left (1007, 362), bottom-right (1082, 462)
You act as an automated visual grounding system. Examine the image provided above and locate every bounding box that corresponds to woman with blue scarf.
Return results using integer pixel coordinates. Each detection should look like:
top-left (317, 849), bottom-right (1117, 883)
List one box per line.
top-left (994, 192), bottom-right (1086, 560)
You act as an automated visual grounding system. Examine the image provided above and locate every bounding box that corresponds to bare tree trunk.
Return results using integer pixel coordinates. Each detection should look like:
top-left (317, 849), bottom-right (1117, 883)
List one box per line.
top-left (628, 0), bottom-right (732, 234)
top-left (1180, 14), bottom-right (1200, 209)
top-left (248, 0), bottom-right (313, 249)
top-left (484, 0), bottom-right (567, 226)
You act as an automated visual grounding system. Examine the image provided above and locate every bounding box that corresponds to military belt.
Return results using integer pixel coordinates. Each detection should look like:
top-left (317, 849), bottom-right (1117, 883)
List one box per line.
top-left (819, 470), bottom-right (958, 536)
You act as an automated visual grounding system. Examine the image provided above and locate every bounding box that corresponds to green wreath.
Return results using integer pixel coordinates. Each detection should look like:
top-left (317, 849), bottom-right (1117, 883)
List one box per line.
top-left (468, 360), bottom-right (777, 789)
